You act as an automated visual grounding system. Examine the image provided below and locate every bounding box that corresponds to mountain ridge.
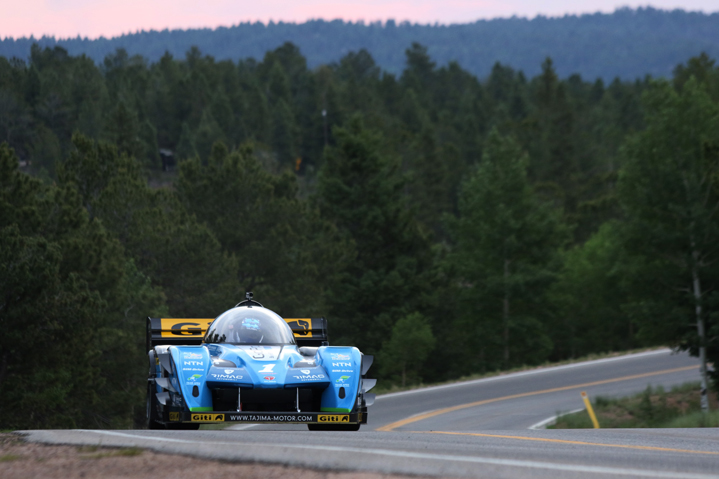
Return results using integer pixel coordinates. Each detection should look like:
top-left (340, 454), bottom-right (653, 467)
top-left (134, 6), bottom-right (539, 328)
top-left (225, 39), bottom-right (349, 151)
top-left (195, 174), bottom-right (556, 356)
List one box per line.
top-left (2, 7), bottom-right (719, 80)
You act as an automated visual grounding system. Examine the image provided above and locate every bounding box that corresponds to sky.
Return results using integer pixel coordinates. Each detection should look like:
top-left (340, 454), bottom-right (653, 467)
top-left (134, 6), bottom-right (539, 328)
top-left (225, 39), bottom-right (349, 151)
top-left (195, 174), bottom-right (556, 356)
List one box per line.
top-left (2, 0), bottom-right (718, 39)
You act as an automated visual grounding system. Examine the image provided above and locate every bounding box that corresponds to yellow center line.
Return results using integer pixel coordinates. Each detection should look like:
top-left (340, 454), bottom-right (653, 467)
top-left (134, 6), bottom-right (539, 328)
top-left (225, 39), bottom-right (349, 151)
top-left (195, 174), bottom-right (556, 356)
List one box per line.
top-left (413, 431), bottom-right (719, 456)
top-left (375, 365), bottom-right (697, 432)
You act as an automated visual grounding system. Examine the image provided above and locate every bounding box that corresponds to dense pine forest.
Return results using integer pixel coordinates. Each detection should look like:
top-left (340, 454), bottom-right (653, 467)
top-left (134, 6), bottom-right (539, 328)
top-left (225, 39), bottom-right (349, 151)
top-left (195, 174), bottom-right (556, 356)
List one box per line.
top-left (1, 40), bottom-right (719, 430)
top-left (2, 8), bottom-right (719, 79)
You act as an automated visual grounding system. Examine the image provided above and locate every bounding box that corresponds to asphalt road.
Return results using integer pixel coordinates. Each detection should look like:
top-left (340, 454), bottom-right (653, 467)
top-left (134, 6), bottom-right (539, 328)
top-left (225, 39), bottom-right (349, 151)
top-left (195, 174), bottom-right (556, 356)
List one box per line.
top-left (21, 349), bottom-right (719, 479)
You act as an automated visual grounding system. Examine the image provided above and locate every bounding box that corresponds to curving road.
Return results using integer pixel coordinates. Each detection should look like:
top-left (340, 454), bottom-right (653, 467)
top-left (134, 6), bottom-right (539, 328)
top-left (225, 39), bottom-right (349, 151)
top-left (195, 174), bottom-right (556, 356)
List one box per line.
top-left (21, 349), bottom-right (719, 478)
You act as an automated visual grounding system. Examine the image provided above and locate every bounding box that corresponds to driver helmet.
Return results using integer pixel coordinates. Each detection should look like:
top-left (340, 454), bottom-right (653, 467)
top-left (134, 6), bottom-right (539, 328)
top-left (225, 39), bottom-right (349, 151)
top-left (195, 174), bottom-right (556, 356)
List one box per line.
top-left (239, 317), bottom-right (263, 343)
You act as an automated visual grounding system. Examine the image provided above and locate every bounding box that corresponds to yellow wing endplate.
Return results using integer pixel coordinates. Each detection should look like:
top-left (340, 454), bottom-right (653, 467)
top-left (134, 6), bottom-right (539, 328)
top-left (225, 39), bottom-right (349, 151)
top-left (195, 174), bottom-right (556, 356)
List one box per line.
top-left (284, 317), bottom-right (328, 346)
top-left (284, 318), bottom-right (313, 338)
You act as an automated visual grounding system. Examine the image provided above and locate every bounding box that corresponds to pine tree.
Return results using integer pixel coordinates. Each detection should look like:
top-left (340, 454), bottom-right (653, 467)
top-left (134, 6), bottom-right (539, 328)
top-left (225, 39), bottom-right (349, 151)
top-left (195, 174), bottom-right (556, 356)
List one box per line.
top-left (618, 78), bottom-right (719, 401)
top-left (449, 129), bottom-right (565, 369)
top-left (175, 142), bottom-right (348, 315)
top-left (316, 115), bottom-right (432, 353)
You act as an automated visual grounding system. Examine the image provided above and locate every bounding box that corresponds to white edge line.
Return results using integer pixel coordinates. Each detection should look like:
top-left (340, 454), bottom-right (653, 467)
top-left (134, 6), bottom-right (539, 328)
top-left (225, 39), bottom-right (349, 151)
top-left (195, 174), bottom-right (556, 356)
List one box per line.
top-left (528, 408), bottom-right (584, 430)
top-left (377, 349), bottom-right (676, 400)
top-left (55, 429), bottom-right (717, 479)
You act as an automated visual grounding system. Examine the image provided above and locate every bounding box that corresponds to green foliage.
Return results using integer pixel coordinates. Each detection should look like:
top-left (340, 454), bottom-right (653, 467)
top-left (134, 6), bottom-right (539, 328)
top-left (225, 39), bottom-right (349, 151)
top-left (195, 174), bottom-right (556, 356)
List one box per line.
top-left (548, 221), bottom-right (635, 358)
top-left (316, 116), bottom-right (433, 354)
top-left (551, 382), bottom-right (719, 429)
top-left (63, 134), bottom-right (236, 317)
top-left (176, 142), bottom-right (347, 315)
top-left (0, 142), bottom-right (136, 429)
top-left (448, 129), bottom-right (566, 370)
top-left (3, 37), bottom-right (719, 428)
top-left (618, 79), bottom-right (719, 383)
top-left (379, 312), bottom-right (436, 387)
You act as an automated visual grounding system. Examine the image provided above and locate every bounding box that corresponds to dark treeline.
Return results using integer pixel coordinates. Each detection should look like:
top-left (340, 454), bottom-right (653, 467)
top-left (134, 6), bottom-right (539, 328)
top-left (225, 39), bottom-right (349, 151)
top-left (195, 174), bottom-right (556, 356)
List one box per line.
top-left (2, 8), bottom-right (719, 80)
top-left (1, 41), bottom-right (719, 429)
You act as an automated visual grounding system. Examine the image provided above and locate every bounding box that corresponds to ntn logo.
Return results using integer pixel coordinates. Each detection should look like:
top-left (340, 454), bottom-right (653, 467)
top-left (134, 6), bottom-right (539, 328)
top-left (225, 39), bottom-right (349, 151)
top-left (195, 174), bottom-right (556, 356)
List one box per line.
top-left (332, 362), bottom-right (352, 367)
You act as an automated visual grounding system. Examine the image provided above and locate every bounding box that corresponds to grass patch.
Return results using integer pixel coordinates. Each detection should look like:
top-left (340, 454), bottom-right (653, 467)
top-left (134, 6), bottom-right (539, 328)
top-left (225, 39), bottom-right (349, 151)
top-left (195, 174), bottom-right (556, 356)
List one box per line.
top-left (374, 347), bottom-right (667, 395)
top-left (550, 382), bottom-right (719, 429)
top-left (0, 454), bottom-right (21, 462)
top-left (77, 445), bottom-right (100, 453)
top-left (114, 447), bottom-right (143, 457)
top-left (79, 447), bottom-right (143, 459)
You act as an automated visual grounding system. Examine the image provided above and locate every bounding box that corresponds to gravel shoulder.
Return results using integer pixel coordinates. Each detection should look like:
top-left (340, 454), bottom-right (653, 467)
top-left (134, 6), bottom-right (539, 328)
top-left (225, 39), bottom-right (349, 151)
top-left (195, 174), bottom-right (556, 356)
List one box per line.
top-left (0, 433), bottom-right (431, 479)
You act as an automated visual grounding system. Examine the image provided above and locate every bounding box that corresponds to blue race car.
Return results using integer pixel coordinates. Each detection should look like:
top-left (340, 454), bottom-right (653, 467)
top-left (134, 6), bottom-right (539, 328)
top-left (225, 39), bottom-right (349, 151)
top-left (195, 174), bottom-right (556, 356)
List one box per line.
top-left (146, 293), bottom-right (376, 431)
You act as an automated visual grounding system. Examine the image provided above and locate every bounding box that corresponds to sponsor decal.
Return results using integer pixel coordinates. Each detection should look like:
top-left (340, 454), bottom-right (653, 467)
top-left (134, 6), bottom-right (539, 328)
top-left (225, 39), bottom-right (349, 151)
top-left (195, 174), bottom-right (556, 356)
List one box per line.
top-left (230, 414), bottom-right (315, 422)
top-left (301, 369), bottom-right (310, 374)
top-left (332, 362), bottom-right (352, 367)
top-left (264, 376), bottom-right (275, 381)
top-left (172, 323), bottom-right (202, 336)
top-left (210, 374), bottom-right (244, 380)
top-left (191, 413), bottom-right (224, 422)
top-left (285, 319), bottom-right (312, 337)
top-left (183, 367), bottom-right (204, 371)
top-left (330, 353), bottom-right (350, 360)
top-left (188, 374), bottom-right (202, 381)
top-left (183, 352), bottom-right (203, 359)
top-left (185, 361), bottom-right (203, 366)
top-left (331, 369), bottom-right (353, 373)
top-left (293, 374), bottom-right (326, 381)
top-left (169, 412), bottom-right (180, 421)
top-left (335, 375), bottom-right (350, 383)
top-left (160, 318), bottom-right (213, 338)
top-left (259, 364), bottom-right (275, 373)
top-left (224, 369), bottom-right (234, 374)
top-left (318, 415), bottom-right (349, 423)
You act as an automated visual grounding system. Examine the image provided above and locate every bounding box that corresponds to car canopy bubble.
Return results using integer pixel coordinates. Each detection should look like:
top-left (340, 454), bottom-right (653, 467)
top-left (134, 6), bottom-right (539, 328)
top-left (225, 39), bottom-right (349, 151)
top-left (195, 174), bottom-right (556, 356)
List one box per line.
top-left (204, 306), bottom-right (296, 345)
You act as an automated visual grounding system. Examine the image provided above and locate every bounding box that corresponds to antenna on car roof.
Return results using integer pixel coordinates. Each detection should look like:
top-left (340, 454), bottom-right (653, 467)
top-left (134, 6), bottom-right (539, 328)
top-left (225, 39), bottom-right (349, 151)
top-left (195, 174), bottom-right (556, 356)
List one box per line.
top-left (235, 291), bottom-right (263, 308)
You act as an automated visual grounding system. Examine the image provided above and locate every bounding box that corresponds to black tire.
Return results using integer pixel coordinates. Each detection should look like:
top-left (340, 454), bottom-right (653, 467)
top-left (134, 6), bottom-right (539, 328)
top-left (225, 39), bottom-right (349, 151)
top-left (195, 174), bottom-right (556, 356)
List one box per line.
top-left (146, 383), bottom-right (164, 429)
top-left (307, 423), bottom-right (360, 431)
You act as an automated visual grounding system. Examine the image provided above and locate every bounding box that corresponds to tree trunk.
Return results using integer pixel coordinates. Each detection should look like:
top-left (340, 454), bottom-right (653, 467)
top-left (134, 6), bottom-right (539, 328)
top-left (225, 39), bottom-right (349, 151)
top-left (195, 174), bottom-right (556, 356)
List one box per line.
top-left (503, 258), bottom-right (510, 368)
top-left (401, 362), bottom-right (406, 388)
top-left (0, 351), bottom-right (7, 388)
top-left (691, 254), bottom-right (710, 413)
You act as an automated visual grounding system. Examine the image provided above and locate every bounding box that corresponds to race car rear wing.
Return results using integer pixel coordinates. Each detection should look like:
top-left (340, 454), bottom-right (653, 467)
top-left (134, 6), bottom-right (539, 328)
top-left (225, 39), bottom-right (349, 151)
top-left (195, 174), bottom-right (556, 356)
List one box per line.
top-left (284, 318), bottom-right (329, 347)
top-left (146, 317), bottom-right (329, 351)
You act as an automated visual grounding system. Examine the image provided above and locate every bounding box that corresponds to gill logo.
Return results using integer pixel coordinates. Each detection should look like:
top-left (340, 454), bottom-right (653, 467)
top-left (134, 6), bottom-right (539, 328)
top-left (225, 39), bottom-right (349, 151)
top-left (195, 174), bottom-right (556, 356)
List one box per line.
top-left (259, 364), bottom-right (275, 373)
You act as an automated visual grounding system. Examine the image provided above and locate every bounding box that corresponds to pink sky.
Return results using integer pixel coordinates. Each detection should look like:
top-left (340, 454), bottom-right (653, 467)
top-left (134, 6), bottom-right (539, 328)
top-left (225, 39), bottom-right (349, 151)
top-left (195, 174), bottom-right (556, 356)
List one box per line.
top-left (2, 0), bottom-right (718, 39)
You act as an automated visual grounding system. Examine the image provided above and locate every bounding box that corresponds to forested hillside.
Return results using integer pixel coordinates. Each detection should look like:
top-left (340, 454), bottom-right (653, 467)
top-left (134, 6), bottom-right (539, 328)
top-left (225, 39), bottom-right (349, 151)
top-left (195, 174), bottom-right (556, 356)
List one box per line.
top-left (2, 7), bottom-right (719, 80)
top-left (1, 41), bottom-right (718, 429)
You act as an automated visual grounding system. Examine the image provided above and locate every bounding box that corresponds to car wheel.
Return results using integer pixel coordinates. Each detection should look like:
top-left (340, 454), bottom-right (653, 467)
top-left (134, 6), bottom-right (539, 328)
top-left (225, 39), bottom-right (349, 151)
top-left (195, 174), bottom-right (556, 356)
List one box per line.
top-left (146, 383), bottom-right (164, 429)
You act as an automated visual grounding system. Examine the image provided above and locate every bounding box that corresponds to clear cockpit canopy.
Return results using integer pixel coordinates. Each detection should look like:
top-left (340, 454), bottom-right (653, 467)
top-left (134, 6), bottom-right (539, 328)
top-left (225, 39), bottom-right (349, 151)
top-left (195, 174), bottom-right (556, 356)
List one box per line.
top-left (204, 306), bottom-right (296, 345)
